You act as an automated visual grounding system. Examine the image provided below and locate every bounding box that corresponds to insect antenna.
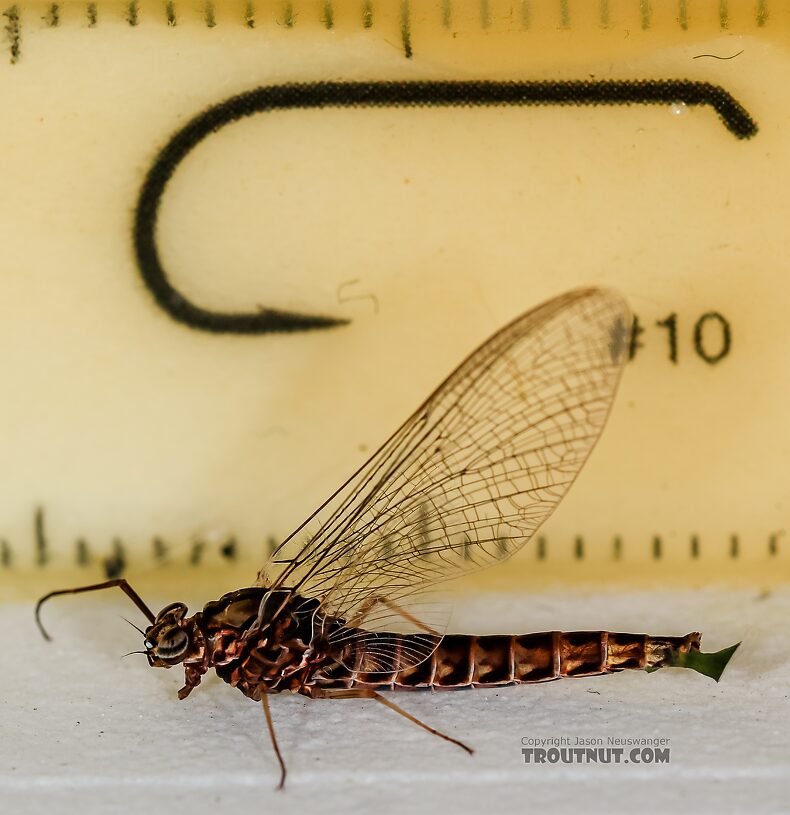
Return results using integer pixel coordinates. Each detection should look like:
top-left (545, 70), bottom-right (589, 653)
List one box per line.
top-left (121, 616), bottom-right (147, 635)
top-left (36, 578), bottom-right (157, 641)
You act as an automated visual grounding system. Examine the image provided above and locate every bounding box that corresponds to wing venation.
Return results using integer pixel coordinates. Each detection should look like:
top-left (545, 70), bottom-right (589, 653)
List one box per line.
top-left (262, 288), bottom-right (631, 670)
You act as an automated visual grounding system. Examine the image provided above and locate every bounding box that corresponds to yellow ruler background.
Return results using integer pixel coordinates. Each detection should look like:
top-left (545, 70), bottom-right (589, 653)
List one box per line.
top-left (1, 0), bottom-right (788, 600)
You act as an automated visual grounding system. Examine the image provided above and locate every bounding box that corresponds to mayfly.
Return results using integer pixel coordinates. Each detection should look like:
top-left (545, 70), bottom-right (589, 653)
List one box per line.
top-left (36, 288), bottom-right (739, 788)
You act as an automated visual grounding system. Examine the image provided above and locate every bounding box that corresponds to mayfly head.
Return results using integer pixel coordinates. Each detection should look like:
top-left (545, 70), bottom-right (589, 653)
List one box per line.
top-left (143, 601), bottom-right (196, 668)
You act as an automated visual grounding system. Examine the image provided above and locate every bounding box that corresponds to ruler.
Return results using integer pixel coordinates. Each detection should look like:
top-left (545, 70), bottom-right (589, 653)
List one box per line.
top-left (1, 0), bottom-right (788, 599)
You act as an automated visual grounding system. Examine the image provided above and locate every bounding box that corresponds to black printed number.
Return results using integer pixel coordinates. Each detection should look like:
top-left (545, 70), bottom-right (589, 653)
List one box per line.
top-left (631, 311), bottom-right (732, 365)
top-left (693, 312), bottom-right (731, 364)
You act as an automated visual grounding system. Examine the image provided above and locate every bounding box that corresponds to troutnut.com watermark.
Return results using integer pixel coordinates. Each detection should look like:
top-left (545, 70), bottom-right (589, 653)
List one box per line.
top-left (521, 736), bottom-right (671, 765)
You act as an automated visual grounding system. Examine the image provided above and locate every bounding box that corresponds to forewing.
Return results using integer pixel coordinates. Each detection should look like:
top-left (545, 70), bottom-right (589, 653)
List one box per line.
top-left (264, 288), bottom-right (631, 668)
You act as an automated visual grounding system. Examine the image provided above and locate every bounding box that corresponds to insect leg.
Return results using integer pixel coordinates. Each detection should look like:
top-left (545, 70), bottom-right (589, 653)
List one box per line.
top-left (314, 688), bottom-right (473, 755)
top-left (35, 578), bottom-right (156, 640)
top-left (261, 692), bottom-right (287, 790)
top-left (342, 596), bottom-right (440, 635)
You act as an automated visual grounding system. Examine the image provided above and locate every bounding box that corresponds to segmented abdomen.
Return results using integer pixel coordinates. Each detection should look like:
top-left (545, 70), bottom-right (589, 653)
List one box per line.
top-left (320, 631), bottom-right (701, 691)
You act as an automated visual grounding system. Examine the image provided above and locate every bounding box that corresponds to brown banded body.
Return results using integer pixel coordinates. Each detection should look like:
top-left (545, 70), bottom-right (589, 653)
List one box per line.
top-left (35, 288), bottom-right (740, 789)
top-left (312, 630), bottom-right (703, 693)
top-left (109, 585), bottom-right (706, 701)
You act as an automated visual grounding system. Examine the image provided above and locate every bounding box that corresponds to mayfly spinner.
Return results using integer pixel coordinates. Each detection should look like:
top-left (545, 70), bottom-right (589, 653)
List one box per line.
top-left (36, 288), bottom-right (739, 788)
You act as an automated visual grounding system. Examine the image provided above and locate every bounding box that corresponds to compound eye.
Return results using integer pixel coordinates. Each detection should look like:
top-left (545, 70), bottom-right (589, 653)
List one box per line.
top-left (156, 626), bottom-right (189, 660)
top-left (155, 602), bottom-right (188, 624)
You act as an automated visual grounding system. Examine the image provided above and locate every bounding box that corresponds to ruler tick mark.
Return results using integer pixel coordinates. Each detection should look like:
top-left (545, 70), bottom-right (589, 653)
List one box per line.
top-left (103, 539), bottom-right (126, 579)
top-left (362, 0), bottom-right (372, 28)
top-left (204, 0), bottom-right (214, 27)
top-left (245, 1), bottom-right (254, 28)
top-left (400, 0), bottom-right (412, 58)
top-left (719, 0), bottom-right (729, 29)
top-left (190, 540), bottom-right (206, 566)
top-left (2, 516), bottom-right (784, 574)
top-left (520, 0), bottom-right (530, 29)
top-left (127, 1), bottom-right (138, 26)
top-left (480, 0), bottom-right (490, 29)
top-left (599, 0), bottom-right (609, 28)
top-left (281, 1), bottom-right (294, 27)
top-left (640, 0), bottom-right (651, 30)
top-left (46, 3), bottom-right (58, 27)
top-left (559, 0), bottom-right (569, 29)
top-left (165, 0), bottom-right (176, 26)
top-left (75, 538), bottom-right (90, 566)
top-left (35, 507), bottom-right (48, 567)
top-left (690, 534), bottom-right (700, 558)
top-left (152, 536), bottom-right (168, 561)
top-left (87, 2), bottom-right (97, 26)
top-left (321, 1), bottom-right (333, 29)
top-left (756, 0), bottom-right (768, 26)
top-left (678, 0), bottom-right (688, 30)
top-left (4, 4), bottom-right (20, 63)
top-left (441, 0), bottom-right (451, 28)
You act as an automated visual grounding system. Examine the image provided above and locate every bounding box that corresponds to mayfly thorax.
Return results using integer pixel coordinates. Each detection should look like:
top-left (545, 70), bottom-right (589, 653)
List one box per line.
top-left (36, 287), bottom-right (739, 789)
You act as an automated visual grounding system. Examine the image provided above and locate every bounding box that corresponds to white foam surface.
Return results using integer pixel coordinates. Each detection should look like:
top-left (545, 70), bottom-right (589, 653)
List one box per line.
top-left (2, 587), bottom-right (788, 814)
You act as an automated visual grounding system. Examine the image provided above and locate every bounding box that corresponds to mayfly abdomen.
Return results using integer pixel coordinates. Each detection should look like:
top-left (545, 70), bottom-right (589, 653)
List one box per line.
top-left (331, 630), bottom-right (702, 691)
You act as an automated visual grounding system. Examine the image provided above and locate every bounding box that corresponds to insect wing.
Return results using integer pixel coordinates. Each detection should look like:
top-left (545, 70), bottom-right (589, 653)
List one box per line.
top-left (265, 288), bottom-right (631, 670)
